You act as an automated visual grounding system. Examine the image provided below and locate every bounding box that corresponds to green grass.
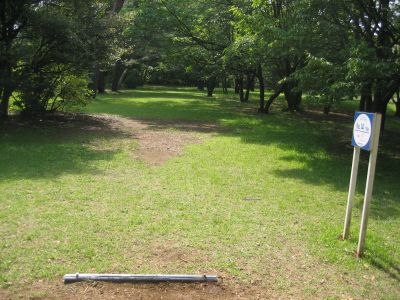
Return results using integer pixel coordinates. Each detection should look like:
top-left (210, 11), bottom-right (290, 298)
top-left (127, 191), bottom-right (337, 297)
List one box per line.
top-left (1, 86), bottom-right (399, 298)
top-left (335, 99), bottom-right (397, 115)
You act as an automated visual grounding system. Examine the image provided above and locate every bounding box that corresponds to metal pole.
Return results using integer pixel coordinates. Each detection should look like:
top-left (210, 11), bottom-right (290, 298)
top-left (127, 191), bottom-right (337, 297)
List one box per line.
top-left (356, 114), bottom-right (381, 257)
top-left (64, 273), bottom-right (218, 284)
top-left (343, 146), bottom-right (361, 239)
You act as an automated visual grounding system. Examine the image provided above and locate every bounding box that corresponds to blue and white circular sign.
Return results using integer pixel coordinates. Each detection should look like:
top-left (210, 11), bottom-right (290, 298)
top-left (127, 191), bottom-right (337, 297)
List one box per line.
top-left (352, 112), bottom-right (374, 151)
top-left (353, 114), bottom-right (371, 147)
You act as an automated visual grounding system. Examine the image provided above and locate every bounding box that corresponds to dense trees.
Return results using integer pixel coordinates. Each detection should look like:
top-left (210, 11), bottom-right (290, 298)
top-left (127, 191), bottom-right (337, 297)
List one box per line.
top-left (0, 0), bottom-right (30, 119)
top-left (0, 0), bottom-right (121, 118)
top-left (1, 0), bottom-right (399, 127)
top-left (305, 0), bottom-right (400, 128)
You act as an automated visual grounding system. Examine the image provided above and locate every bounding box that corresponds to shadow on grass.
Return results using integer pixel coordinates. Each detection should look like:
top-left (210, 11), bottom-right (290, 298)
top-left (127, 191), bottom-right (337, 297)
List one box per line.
top-left (369, 256), bottom-right (400, 282)
top-left (1, 87), bottom-right (399, 283)
top-left (5, 88), bottom-right (400, 221)
top-left (0, 115), bottom-right (130, 181)
top-left (89, 98), bottom-right (240, 121)
top-left (225, 111), bottom-right (400, 221)
top-left (90, 89), bottom-right (400, 221)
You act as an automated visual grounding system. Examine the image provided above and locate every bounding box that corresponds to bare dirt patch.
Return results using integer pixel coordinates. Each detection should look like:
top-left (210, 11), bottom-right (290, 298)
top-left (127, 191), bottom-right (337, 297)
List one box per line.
top-left (142, 242), bottom-right (204, 268)
top-left (88, 114), bottom-right (220, 165)
top-left (1, 113), bottom-right (221, 166)
top-left (0, 276), bottom-right (271, 300)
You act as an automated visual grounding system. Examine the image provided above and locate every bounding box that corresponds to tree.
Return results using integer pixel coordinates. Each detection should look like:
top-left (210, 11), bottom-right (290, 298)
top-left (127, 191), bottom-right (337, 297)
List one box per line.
top-left (0, 1), bottom-right (39, 120)
top-left (223, 36), bottom-right (260, 103)
top-left (159, 0), bottom-right (234, 97)
top-left (233, 0), bottom-right (310, 112)
top-left (308, 0), bottom-right (400, 128)
top-left (111, 0), bottom-right (176, 90)
top-left (292, 1), bottom-right (352, 114)
top-left (92, 0), bottom-right (127, 94)
top-left (0, 0), bottom-right (121, 118)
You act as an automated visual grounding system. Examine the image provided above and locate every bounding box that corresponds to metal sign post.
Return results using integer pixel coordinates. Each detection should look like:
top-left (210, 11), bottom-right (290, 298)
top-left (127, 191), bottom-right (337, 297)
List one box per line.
top-left (342, 112), bottom-right (382, 257)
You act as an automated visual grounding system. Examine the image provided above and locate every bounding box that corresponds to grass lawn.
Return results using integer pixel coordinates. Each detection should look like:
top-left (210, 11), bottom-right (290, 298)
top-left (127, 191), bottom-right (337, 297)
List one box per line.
top-left (1, 86), bottom-right (399, 298)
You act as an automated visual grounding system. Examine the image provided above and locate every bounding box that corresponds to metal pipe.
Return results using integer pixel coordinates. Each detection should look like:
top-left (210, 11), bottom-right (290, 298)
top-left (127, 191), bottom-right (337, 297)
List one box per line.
top-left (64, 273), bottom-right (218, 284)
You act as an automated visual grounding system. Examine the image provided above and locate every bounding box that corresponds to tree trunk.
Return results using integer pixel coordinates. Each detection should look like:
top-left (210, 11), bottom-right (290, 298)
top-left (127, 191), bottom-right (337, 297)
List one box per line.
top-left (359, 82), bottom-right (373, 111)
top-left (286, 90), bottom-right (302, 112)
top-left (91, 0), bottom-right (125, 95)
top-left (238, 76), bottom-right (244, 102)
top-left (0, 86), bottom-right (12, 120)
top-left (207, 85), bottom-right (214, 97)
top-left (244, 73), bottom-right (255, 102)
top-left (373, 83), bottom-right (390, 131)
top-left (265, 85), bottom-right (284, 113)
top-left (0, 66), bottom-right (13, 120)
top-left (283, 82), bottom-right (302, 112)
top-left (323, 104), bottom-right (331, 115)
top-left (394, 90), bottom-right (400, 118)
top-left (222, 77), bottom-right (228, 93)
top-left (111, 61), bottom-right (124, 92)
top-left (234, 77), bottom-right (240, 94)
top-left (374, 98), bottom-right (388, 131)
top-left (112, 0), bottom-right (126, 13)
top-left (244, 86), bottom-right (250, 102)
top-left (98, 71), bottom-right (106, 93)
top-left (206, 77), bottom-right (216, 97)
top-left (89, 65), bottom-right (100, 97)
top-left (117, 68), bottom-right (129, 90)
top-left (250, 76), bottom-right (255, 91)
top-left (373, 77), bottom-right (400, 130)
top-left (256, 65), bottom-right (265, 113)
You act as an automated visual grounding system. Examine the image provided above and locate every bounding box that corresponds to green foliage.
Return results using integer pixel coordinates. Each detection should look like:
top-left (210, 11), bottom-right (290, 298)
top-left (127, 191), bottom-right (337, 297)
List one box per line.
top-left (3, 0), bottom-right (400, 118)
top-left (223, 35), bottom-right (261, 74)
top-left (15, 74), bottom-right (93, 115)
top-left (346, 41), bottom-right (399, 85)
top-left (1, 0), bottom-right (123, 117)
top-left (296, 54), bottom-right (353, 109)
top-left (123, 69), bottom-right (146, 88)
top-left (55, 76), bottom-right (94, 111)
top-left (304, 0), bottom-right (400, 117)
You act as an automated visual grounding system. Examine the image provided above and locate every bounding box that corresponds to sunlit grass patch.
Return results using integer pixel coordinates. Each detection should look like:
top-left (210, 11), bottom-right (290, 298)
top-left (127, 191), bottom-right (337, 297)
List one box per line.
top-left (1, 86), bottom-right (399, 298)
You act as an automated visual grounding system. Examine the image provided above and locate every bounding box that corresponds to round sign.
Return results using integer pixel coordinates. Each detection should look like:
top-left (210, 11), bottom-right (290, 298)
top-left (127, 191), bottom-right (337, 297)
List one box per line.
top-left (353, 114), bottom-right (372, 147)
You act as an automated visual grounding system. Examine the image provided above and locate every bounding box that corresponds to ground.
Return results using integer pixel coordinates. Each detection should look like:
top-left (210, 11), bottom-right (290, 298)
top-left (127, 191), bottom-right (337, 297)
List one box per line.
top-left (0, 279), bottom-right (256, 299)
top-left (0, 86), bottom-right (399, 299)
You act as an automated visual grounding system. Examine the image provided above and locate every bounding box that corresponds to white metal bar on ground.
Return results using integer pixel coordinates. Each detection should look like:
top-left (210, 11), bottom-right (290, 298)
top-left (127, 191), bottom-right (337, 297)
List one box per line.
top-left (64, 273), bottom-right (218, 284)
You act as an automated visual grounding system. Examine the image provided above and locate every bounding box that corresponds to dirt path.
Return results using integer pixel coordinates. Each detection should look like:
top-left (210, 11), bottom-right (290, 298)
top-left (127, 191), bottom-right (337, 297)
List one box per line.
top-left (83, 114), bottom-right (220, 166)
top-left (0, 114), bottom-right (265, 299)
